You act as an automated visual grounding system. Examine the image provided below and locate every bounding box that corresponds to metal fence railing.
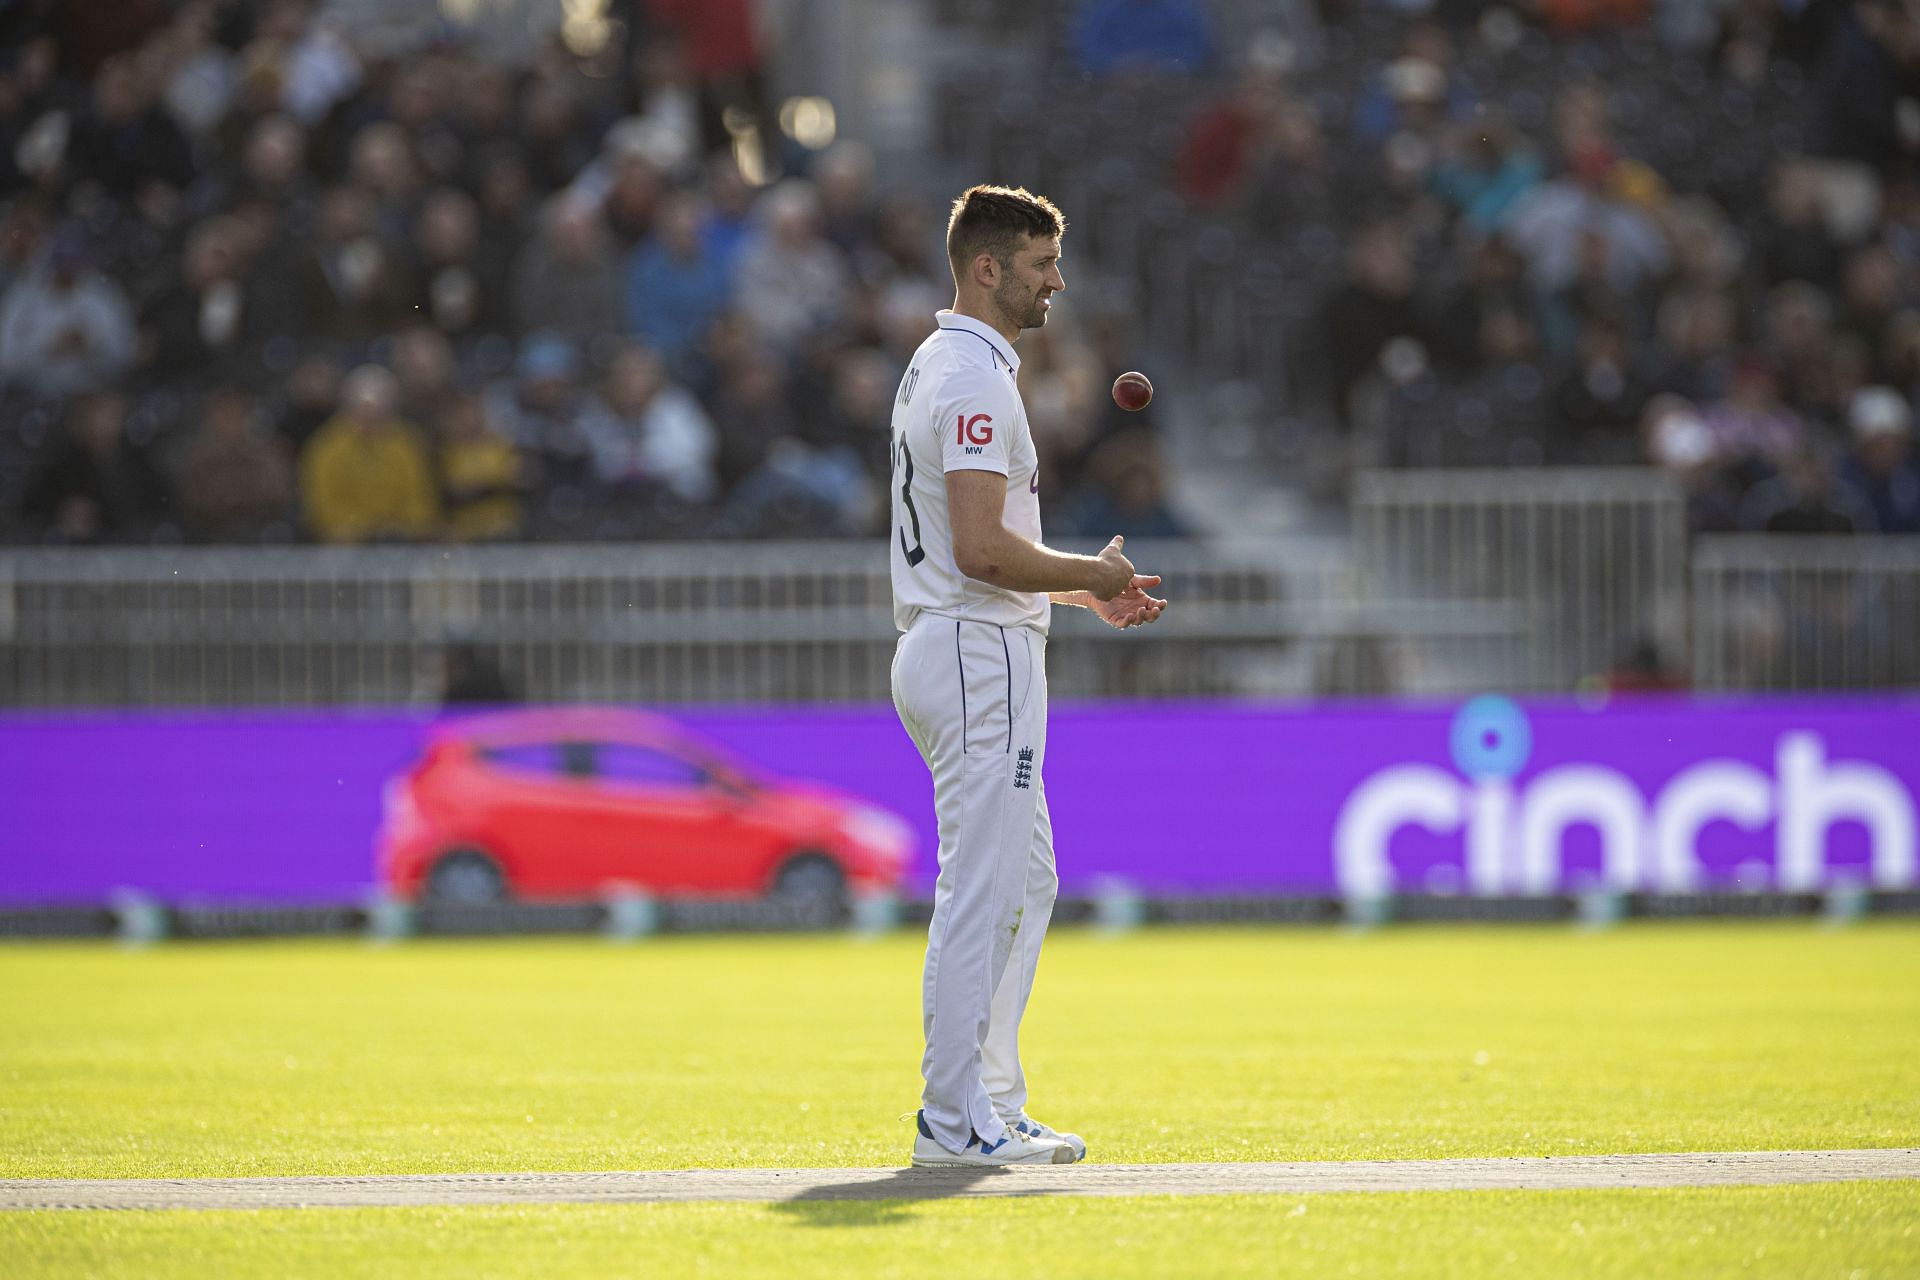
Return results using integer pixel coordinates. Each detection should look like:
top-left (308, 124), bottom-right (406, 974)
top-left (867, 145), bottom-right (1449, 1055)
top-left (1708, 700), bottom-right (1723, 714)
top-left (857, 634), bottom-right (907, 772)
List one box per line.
top-left (1690, 535), bottom-right (1920, 691)
top-left (5, 471), bottom-right (1917, 708)
top-left (0, 535), bottom-right (1528, 707)
top-left (1353, 469), bottom-right (1690, 690)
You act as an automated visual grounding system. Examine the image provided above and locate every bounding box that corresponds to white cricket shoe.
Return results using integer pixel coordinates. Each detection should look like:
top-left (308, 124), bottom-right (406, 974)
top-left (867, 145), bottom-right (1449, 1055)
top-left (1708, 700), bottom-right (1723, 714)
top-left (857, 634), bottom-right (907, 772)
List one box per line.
top-left (1009, 1114), bottom-right (1087, 1163)
top-left (910, 1111), bottom-right (1077, 1166)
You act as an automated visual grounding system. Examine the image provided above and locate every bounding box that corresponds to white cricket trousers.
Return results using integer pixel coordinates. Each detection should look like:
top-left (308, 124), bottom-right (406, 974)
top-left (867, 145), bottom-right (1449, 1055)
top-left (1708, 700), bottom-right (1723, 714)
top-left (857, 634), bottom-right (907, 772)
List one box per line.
top-left (892, 613), bottom-right (1058, 1151)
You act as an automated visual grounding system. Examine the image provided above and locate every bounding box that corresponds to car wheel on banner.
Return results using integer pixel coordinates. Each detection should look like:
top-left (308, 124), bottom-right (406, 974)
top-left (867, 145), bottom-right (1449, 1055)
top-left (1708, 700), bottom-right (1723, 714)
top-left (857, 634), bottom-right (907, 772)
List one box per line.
top-left (424, 849), bottom-right (509, 905)
top-left (773, 853), bottom-right (846, 913)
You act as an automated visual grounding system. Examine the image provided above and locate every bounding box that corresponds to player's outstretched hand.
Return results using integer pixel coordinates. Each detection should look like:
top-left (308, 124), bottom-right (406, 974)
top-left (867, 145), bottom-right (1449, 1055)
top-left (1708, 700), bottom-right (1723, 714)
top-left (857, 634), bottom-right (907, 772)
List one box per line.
top-left (1091, 535), bottom-right (1136, 601)
top-left (1090, 573), bottom-right (1168, 630)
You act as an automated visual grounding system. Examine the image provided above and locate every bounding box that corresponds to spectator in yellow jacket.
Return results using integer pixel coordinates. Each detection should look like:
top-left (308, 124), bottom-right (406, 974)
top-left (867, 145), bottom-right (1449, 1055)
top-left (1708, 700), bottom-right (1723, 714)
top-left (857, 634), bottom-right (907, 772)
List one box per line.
top-left (298, 364), bottom-right (440, 543)
top-left (438, 392), bottom-right (526, 541)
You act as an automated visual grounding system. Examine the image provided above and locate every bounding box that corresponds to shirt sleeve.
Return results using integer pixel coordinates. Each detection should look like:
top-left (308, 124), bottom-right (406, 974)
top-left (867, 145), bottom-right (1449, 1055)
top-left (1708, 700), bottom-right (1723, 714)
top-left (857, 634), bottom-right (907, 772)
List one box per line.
top-left (933, 364), bottom-right (1021, 476)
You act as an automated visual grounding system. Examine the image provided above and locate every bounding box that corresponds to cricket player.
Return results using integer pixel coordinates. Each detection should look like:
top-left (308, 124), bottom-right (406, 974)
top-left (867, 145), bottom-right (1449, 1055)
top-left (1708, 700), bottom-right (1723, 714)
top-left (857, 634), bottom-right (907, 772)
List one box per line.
top-left (890, 185), bottom-right (1168, 1167)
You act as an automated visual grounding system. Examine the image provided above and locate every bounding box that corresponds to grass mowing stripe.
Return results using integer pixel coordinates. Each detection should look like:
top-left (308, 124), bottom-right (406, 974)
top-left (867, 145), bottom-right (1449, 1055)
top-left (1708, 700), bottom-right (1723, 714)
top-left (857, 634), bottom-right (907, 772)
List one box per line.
top-left (3, 1183), bottom-right (1916, 1279)
top-left (1, 924), bottom-right (1915, 1180)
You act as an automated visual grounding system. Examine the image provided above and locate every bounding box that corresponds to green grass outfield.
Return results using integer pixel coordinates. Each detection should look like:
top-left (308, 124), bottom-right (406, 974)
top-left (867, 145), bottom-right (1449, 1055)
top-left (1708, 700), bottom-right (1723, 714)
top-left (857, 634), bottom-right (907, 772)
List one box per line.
top-left (2, 922), bottom-right (1916, 1276)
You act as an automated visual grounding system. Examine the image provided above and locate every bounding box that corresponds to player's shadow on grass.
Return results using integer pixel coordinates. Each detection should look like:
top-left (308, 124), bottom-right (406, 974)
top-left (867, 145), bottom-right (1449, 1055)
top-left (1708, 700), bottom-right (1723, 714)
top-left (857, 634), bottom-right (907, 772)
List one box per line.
top-left (772, 1166), bottom-right (1040, 1228)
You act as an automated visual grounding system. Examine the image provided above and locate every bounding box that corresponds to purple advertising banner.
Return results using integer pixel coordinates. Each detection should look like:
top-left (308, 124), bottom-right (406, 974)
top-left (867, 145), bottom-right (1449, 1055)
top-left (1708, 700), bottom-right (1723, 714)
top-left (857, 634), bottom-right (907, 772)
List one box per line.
top-left (1, 697), bottom-right (1916, 905)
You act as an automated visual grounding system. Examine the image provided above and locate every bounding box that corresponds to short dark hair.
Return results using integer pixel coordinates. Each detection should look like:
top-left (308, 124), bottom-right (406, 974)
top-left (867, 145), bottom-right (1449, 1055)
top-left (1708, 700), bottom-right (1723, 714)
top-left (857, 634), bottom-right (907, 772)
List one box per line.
top-left (946, 184), bottom-right (1065, 279)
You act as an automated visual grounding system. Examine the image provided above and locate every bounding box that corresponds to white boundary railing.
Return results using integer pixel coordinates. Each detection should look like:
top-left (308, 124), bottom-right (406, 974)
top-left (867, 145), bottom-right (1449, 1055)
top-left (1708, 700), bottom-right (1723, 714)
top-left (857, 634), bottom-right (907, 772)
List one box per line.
top-left (4, 471), bottom-right (1914, 707)
top-left (0, 535), bottom-right (1526, 706)
top-left (1691, 535), bottom-right (1920, 691)
top-left (1354, 469), bottom-right (1690, 690)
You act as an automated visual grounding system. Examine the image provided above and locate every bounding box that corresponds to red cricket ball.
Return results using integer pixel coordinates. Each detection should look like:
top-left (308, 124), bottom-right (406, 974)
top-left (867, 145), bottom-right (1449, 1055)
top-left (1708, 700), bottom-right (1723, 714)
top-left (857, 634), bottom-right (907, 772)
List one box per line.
top-left (1112, 371), bottom-right (1153, 412)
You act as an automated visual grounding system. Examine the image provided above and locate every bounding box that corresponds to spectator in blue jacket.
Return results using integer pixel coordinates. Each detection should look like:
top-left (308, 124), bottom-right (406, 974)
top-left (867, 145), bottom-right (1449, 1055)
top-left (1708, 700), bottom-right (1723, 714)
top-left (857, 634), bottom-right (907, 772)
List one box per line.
top-left (1072, 0), bottom-right (1216, 78)
top-left (1841, 387), bottom-right (1920, 533)
top-left (627, 190), bottom-right (730, 371)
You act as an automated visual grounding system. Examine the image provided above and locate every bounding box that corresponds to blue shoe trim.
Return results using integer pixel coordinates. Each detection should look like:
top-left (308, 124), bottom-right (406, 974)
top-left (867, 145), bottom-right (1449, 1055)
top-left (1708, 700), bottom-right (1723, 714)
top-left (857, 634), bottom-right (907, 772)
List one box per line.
top-left (916, 1110), bottom-right (934, 1140)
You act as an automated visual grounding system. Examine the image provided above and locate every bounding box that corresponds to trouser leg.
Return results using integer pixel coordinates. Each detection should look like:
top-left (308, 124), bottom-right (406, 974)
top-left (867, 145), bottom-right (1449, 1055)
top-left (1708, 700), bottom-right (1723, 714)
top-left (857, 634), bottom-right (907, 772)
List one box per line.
top-left (982, 781), bottom-right (1058, 1121)
top-left (896, 619), bottom-right (1042, 1152)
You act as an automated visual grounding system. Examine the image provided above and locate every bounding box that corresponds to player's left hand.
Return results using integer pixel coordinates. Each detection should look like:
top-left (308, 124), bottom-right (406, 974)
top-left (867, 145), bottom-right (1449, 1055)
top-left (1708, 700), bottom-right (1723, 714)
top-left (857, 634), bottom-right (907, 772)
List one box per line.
top-left (1089, 574), bottom-right (1167, 630)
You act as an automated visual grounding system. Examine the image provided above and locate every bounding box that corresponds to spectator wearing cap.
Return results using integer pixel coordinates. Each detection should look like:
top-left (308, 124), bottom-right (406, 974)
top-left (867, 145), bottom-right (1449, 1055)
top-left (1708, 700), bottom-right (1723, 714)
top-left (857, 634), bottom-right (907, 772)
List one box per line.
top-left (1642, 395), bottom-right (1740, 533)
top-left (485, 332), bottom-right (594, 499)
top-left (176, 386), bottom-right (294, 543)
top-left (298, 364), bottom-right (439, 544)
top-left (1840, 386), bottom-right (1920, 533)
top-left (0, 229), bottom-right (136, 398)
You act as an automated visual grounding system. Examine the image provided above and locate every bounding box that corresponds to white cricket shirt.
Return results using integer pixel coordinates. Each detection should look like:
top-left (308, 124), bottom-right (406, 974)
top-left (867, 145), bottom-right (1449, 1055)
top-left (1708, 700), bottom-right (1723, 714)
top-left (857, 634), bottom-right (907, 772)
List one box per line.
top-left (889, 310), bottom-right (1048, 635)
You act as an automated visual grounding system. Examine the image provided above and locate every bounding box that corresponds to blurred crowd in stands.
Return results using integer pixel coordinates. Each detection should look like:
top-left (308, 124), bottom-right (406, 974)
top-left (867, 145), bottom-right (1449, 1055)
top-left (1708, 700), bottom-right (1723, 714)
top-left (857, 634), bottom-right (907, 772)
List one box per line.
top-left (1136, 0), bottom-right (1920, 533)
top-left (0, 0), bottom-right (1168, 547)
top-left (4, 0), bottom-right (1919, 547)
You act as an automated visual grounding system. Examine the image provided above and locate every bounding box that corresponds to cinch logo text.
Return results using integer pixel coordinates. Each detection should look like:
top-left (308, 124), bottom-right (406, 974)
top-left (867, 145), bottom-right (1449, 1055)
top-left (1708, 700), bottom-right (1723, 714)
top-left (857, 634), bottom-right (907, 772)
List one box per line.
top-left (1332, 698), bottom-right (1917, 897)
top-left (957, 413), bottom-right (993, 445)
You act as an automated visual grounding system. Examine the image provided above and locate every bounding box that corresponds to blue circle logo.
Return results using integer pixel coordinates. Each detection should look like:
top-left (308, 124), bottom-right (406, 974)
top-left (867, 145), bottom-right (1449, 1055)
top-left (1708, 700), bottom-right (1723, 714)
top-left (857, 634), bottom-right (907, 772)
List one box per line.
top-left (1449, 696), bottom-right (1532, 780)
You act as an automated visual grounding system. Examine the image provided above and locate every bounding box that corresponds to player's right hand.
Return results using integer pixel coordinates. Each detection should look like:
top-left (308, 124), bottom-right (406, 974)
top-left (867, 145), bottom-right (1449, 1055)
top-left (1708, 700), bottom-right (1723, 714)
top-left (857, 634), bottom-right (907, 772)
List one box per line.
top-left (1091, 535), bottom-right (1135, 601)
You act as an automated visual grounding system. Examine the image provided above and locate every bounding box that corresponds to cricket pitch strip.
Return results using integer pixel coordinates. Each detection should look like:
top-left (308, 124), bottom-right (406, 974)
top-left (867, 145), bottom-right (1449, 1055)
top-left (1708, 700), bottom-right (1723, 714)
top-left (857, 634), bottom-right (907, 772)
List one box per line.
top-left (4, 1150), bottom-right (1916, 1211)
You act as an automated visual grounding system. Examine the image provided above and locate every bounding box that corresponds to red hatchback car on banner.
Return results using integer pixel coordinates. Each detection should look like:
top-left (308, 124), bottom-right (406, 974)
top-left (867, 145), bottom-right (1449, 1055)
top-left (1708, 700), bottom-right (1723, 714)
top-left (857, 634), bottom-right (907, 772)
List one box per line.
top-left (377, 707), bottom-right (912, 908)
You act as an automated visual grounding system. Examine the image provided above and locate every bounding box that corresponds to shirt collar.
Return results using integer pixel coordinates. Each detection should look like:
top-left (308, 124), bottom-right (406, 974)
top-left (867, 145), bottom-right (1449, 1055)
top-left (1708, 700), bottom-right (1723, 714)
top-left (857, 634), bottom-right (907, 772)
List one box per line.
top-left (935, 309), bottom-right (1020, 373)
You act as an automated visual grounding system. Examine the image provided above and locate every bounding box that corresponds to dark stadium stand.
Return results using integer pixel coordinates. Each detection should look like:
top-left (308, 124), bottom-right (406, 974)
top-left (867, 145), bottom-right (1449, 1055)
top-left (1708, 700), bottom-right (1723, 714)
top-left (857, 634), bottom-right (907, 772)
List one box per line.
top-left (1, 0), bottom-right (1917, 547)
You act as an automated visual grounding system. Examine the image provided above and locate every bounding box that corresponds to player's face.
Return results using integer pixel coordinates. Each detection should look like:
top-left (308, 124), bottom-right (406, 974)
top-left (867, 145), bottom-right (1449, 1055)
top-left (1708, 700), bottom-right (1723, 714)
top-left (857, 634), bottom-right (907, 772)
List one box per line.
top-left (995, 236), bottom-right (1064, 332)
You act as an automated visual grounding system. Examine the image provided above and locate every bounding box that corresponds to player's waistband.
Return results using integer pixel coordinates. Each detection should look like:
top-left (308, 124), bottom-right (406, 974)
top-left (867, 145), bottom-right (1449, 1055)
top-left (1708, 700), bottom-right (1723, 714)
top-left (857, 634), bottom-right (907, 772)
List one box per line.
top-left (898, 609), bottom-right (1049, 641)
